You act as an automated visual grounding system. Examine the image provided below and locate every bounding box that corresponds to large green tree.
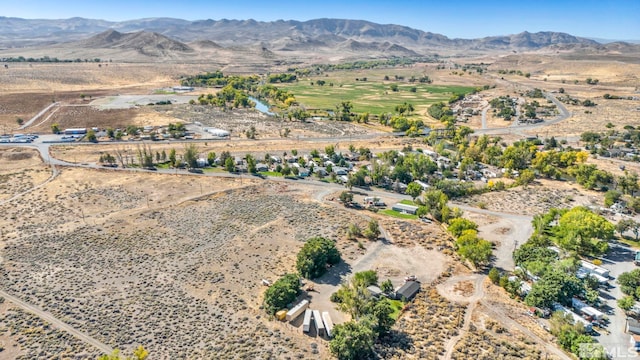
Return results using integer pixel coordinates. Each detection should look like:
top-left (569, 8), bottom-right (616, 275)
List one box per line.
top-left (447, 218), bottom-right (478, 237)
top-left (329, 320), bottom-right (375, 360)
top-left (296, 237), bottom-right (341, 279)
top-left (405, 182), bottom-right (423, 201)
top-left (371, 298), bottom-right (395, 336)
top-left (618, 269), bottom-right (640, 298)
top-left (224, 156), bottom-right (236, 173)
top-left (183, 143), bottom-right (199, 169)
top-left (553, 207), bottom-right (614, 255)
top-left (262, 273), bottom-right (301, 315)
top-left (617, 219), bottom-right (640, 240)
top-left (525, 269), bottom-right (582, 309)
top-left (455, 231), bottom-right (493, 268)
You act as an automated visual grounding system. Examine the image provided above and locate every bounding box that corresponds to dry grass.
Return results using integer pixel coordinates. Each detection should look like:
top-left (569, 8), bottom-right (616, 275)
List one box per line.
top-left (451, 323), bottom-right (546, 360)
top-left (0, 163), bottom-right (370, 358)
top-left (376, 288), bottom-right (466, 359)
top-left (0, 148), bottom-right (50, 201)
top-left (458, 179), bottom-right (601, 216)
top-left (0, 302), bottom-right (101, 359)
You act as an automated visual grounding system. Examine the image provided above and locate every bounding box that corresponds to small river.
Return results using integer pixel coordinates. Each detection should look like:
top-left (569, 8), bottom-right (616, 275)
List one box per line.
top-left (249, 96), bottom-right (274, 116)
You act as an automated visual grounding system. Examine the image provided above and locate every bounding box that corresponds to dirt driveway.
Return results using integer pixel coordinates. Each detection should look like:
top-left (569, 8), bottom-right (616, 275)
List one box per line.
top-left (306, 237), bottom-right (448, 326)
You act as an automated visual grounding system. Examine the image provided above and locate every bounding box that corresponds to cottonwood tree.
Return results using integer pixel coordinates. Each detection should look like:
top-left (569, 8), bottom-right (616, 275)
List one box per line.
top-left (262, 273), bottom-right (301, 315)
top-left (554, 207), bottom-right (614, 256)
top-left (617, 219), bottom-right (640, 240)
top-left (168, 149), bottom-right (176, 167)
top-left (296, 237), bottom-right (341, 279)
top-left (183, 143), bottom-right (199, 169)
top-left (224, 157), bottom-right (235, 173)
top-left (246, 154), bottom-right (257, 174)
top-left (405, 182), bottom-right (423, 201)
top-left (329, 320), bottom-right (375, 360)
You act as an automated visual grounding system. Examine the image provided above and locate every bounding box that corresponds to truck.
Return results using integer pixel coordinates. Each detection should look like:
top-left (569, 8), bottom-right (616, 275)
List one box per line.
top-left (635, 251), bottom-right (640, 266)
top-left (286, 299), bottom-right (309, 322)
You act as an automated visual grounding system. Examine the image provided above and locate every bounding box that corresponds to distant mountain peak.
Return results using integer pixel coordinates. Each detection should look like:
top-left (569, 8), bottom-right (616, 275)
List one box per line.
top-left (75, 29), bottom-right (193, 55)
top-left (0, 16), bottom-right (635, 59)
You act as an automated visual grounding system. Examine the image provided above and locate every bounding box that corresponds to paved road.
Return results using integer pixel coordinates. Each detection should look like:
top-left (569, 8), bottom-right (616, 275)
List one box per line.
top-left (0, 289), bottom-right (113, 354)
top-left (481, 105), bottom-right (490, 129)
top-left (597, 242), bottom-right (640, 359)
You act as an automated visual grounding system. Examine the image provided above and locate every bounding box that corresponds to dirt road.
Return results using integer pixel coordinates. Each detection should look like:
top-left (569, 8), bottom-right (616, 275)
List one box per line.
top-left (441, 274), bottom-right (485, 359)
top-left (0, 289), bottom-right (112, 354)
top-left (438, 274), bottom-right (572, 360)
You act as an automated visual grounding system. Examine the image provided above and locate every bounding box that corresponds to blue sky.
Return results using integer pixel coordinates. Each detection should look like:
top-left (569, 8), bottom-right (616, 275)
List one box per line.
top-left (4, 0), bottom-right (639, 39)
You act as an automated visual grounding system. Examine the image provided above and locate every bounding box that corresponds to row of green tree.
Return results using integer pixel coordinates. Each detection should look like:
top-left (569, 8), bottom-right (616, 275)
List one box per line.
top-left (2, 56), bottom-right (103, 63)
top-left (447, 218), bottom-right (493, 268)
top-left (291, 57), bottom-right (429, 76)
top-left (512, 207), bottom-right (614, 311)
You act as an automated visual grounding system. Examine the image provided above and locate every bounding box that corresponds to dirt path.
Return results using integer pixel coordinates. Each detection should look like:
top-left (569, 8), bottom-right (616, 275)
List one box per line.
top-left (479, 300), bottom-right (572, 360)
top-left (0, 289), bottom-right (112, 354)
top-left (0, 162), bottom-right (59, 207)
top-left (18, 101), bottom-right (59, 130)
top-left (439, 274), bottom-right (485, 359)
top-left (437, 274), bottom-right (571, 360)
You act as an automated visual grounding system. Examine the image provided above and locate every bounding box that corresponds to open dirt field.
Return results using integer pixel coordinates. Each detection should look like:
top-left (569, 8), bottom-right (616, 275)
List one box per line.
top-left (0, 148), bottom-right (50, 201)
top-left (458, 179), bottom-right (601, 216)
top-left (0, 301), bottom-right (102, 359)
top-left (0, 165), bottom-right (362, 358)
top-left (0, 150), bottom-right (464, 358)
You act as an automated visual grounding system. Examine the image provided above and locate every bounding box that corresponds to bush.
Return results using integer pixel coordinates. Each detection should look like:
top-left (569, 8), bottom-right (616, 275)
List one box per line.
top-left (447, 218), bottom-right (478, 237)
top-left (296, 237), bottom-right (341, 279)
top-left (488, 268), bottom-right (500, 284)
top-left (263, 273), bottom-right (301, 315)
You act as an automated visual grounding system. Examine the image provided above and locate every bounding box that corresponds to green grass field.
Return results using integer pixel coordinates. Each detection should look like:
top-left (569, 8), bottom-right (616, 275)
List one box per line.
top-left (380, 209), bottom-right (419, 220)
top-left (276, 71), bottom-right (477, 115)
top-left (389, 299), bottom-right (405, 320)
top-left (400, 199), bottom-right (417, 206)
top-left (259, 171), bottom-right (283, 177)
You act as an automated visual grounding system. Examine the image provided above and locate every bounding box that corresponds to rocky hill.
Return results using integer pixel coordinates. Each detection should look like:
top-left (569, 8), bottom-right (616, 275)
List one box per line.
top-left (76, 30), bottom-right (193, 54)
top-left (0, 16), bottom-right (637, 63)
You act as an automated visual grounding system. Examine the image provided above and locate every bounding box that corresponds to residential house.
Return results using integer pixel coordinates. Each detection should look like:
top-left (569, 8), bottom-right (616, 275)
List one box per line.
top-left (396, 281), bottom-right (420, 301)
top-left (392, 203), bottom-right (419, 215)
top-left (255, 163), bottom-right (269, 172)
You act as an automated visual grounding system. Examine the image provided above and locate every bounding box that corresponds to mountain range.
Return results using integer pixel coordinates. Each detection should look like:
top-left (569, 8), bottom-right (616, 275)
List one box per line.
top-left (0, 17), bottom-right (637, 62)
